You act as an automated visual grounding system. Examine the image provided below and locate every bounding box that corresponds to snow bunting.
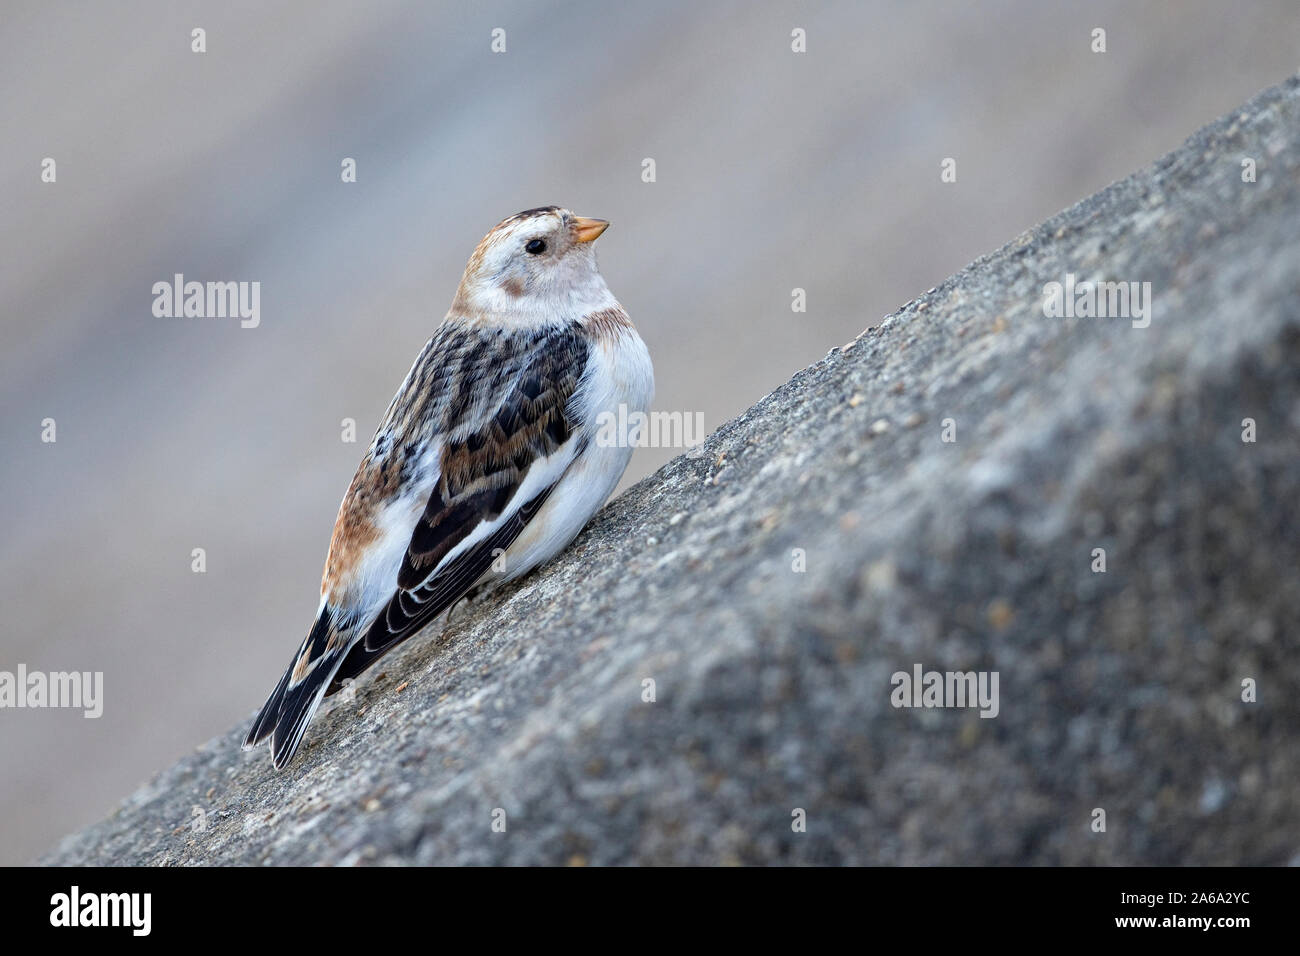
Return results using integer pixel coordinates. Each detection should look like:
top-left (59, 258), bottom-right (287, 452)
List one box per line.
top-left (243, 206), bottom-right (653, 768)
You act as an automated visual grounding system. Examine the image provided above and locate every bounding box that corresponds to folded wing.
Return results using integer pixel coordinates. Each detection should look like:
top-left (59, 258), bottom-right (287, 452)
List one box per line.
top-left (245, 322), bottom-right (591, 768)
top-left (362, 323), bottom-right (590, 653)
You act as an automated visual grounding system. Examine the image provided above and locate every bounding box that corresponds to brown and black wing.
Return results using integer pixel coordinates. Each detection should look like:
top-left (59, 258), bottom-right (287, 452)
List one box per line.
top-left (358, 323), bottom-right (589, 656)
top-left (245, 323), bottom-right (590, 768)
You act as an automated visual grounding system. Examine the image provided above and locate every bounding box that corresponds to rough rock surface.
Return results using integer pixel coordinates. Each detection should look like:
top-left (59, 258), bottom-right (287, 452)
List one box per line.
top-left (43, 76), bottom-right (1300, 865)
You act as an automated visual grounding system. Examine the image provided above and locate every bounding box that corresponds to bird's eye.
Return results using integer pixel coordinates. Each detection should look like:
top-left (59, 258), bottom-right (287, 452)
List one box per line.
top-left (525, 239), bottom-right (547, 255)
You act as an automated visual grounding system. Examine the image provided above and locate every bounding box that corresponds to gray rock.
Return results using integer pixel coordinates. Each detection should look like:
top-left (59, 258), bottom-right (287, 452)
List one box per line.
top-left (42, 75), bottom-right (1300, 865)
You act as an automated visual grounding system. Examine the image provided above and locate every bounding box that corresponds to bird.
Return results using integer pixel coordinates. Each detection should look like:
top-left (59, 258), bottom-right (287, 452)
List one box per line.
top-left (242, 206), bottom-right (654, 768)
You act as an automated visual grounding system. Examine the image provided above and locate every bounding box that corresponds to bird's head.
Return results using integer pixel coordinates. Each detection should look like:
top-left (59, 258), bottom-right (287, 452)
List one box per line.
top-left (449, 206), bottom-right (614, 324)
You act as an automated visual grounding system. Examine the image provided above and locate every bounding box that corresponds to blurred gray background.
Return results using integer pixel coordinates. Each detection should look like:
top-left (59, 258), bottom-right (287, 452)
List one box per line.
top-left (1, 0), bottom-right (1295, 865)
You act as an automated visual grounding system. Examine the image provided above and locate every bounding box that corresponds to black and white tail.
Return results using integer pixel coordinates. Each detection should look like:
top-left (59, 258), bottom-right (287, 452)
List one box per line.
top-left (242, 608), bottom-right (358, 769)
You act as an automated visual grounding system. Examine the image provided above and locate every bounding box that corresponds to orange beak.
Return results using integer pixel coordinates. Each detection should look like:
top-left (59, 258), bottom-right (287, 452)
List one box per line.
top-left (572, 216), bottom-right (610, 243)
